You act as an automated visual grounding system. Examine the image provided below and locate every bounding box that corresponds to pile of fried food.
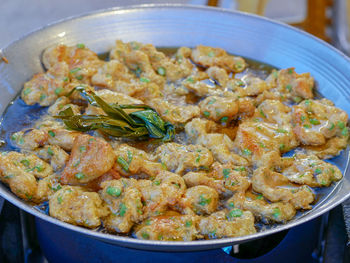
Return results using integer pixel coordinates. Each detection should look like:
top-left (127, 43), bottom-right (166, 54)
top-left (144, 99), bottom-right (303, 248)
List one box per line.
top-left (0, 40), bottom-right (347, 241)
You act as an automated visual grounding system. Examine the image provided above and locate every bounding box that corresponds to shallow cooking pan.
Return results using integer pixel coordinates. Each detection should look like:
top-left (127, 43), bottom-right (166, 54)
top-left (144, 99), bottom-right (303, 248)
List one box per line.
top-left (0, 4), bottom-right (350, 252)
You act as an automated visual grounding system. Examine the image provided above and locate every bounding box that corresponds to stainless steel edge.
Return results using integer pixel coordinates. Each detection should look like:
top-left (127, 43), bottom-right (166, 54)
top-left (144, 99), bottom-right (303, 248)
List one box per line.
top-left (1, 4), bottom-right (350, 251)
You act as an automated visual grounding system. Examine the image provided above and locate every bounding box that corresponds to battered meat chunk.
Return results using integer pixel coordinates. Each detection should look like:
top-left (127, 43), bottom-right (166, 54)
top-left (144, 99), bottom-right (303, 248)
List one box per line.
top-left (138, 171), bottom-right (186, 217)
top-left (21, 62), bottom-right (70, 106)
top-left (11, 129), bottom-right (48, 151)
top-left (47, 97), bottom-right (81, 116)
top-left (252, 167), bottom-right (315, 209)
top-left (42, 44), bottom-right (103, 84)
top-left (148, 98), bottom-right (200, 124)
top-left (113, 144), bottom-right (163, 177)
top-left (109, 40), bottom-right (165, 87)
top-left (134, 212), bottom-right (199, 241)
top-left (99, 178), bottom-right (143, 233)
top-left (141, 43), bottom-right (192, 82)
top-left (233, 121), bottom-right (297, 167)
top-left (239, 75), bottom-right (269, 96)
top-left (183, 162), bottom-right (250, 197)
top-left (61, 134), bottom-right (116, 185)
top-left (185, 118), bottom-right (248, 166)
top-left (282, 153), bottom-right (342, 187)
top-left (191, 45), bottom-right (247, 73)
top-left (154, 143), bottom-right (214, 174)
top-left (0, 152), bottom-right (39, 201)
top-left (36, 174), bottom-right (63, 202)
top-left (292, 99), bottom-right (348, 146)
top-left (198, 209), bottom-right (256, 239)
top-left (226, 191), bottom-right (296, 223)
top-left (206, 66), bottom-right (229, 86)
top-left (182, 185), bottom-right (219, 215)
top-left (34, 145), bottom-right (69, 172)
top-left (266, 68), bottom-right (314, 101)
top-left (49, 185), bottom-right (108, 228)
top-left (303, 136), bottom-right (348, 159)
top-left (199, 96), bottom-right (239, 122)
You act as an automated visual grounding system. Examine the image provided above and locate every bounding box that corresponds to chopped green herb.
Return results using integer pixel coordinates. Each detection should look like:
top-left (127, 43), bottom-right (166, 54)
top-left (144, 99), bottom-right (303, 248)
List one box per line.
top-left (127, 150), bottom-right (133, 164)
top-left (221, 116), bottom-right (228, 123)
top-left (304, 100), bottom-right (311, 106)
top-left (223, 168), bottom-right (230, 178)
top-left (303, 124), bottom-right (311, 129)
top-left (298, 174), bottom-right (305, 178)
top-left (40, 94), bottom-right (47, 101)
top-left (106, 186), bottom-right (121, 197)
top-left (195, 155), bottom-right (201, 163)
top-left (70, 67), bottom-right (81, 74)
top-left (76, 43), bottom-right (85, 49)
top-left (276, 128), bottom-right (288, 133)
top-left (75, 172), bottom-right (85, 180)
top-left (309, 118), bottom-right (320, 125)
top-left (34, 165), bottom-right (43, 172)
top-left (51, 185), bottom-right (62, 191)
top-left (48, 130), bottom-right (55, 137)
top-left (228, 202), bottom-right (235, 207)
top-left (227, 208), bottom-right (243, 218)
top-left (207, 51), bottom-right (215, 57)
top-left (23, 88), bottom-right (31, 95)
top-left (145, 219), bottom-right (151, 225)
top-left (185, 220), bottom-right (192, 227)
top-left (329, 123), bottom-right (335, 130)
top-left (259, 142), bottom-right (266, 148)
top-left (203, 111), bottom-right (210, 117)
top-left (140, 77), bottom-right (150, 83)
top-left (63, 77), bottom-right (69, 82)
top-left (186, 77), bottom-right (194, 83)
top-left (157, 67), bottom-right (166, 76)
top-left (320, 180), bottom-right (327, 186)
top-left (301, 116), bottom-right (306, 122)
top-left (314, 168), bottom-right (322, 175)
top-left (234, 167), bottom-right (246, 172)
top-left (153, 180), bottom-right (161, 186)
top-left (242, 148), bottom-right (252, 155)
top-left (79, 146), bottom-right (86, 153)
top-left (273, 207), bottom-right (281, 218)
top-left (57, 196), bottom-right (63, 204)
top-left (285, 84), bottom-right (292, 91)
top-left (141, 232), bottom-right (150, 239)
top-left (47, 147), bottom-right (54, 156)
top-left (76, 75), bottom-right (83, 80)
top-left (117, 156), bottom-right (129, 172)
top-left (288, 68), bottom-right (294, 74)
top-left (342, 127), bottom-right (349, 136)
top-left (259, 109), bottom-right (266, 118)
top-left (119, 203), bottom-right (127, 216)
top-left (279, 144), bottom-right (285, 151)
top-left (198, 194), bottom-right (211, 206)
top-left (208, 98), bottom-right (216, 105)
top-left (337, 121), bottom-right (345, 129)
top-left (20, 159), bottom-right (30, 167)
top-left (256, 194), bottom-right (263, 200)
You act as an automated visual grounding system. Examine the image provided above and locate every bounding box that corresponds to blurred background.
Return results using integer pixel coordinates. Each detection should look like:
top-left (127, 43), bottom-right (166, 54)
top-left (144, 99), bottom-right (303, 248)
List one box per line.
top-left (1, 0), bottom-right (349, 53)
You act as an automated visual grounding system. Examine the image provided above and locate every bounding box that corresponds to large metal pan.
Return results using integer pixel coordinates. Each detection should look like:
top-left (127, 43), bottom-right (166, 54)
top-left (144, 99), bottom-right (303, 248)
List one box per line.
top-left (0, 4), bottom-right (350, 252)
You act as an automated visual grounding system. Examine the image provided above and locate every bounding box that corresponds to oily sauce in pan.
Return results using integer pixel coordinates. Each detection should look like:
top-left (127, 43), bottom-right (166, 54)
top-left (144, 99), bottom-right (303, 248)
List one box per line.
top-left (0, 42), bottom-right (348, 241)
